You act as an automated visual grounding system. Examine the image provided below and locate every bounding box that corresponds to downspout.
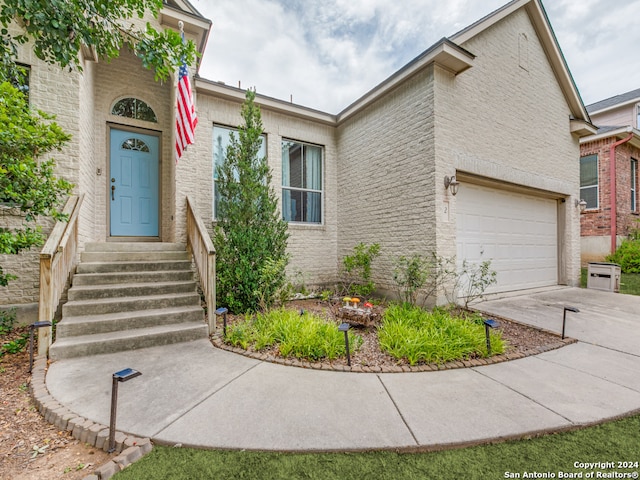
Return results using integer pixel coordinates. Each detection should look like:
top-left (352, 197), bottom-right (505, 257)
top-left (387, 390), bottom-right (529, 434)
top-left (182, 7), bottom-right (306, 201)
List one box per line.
top-left (609, 131), bottom-right (633, 254)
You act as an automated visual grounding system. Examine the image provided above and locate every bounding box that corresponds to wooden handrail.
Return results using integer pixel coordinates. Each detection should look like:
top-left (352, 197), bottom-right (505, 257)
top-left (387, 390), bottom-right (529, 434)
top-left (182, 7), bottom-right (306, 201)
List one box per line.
top-left (185, 196), bottom-right (216, 332)
top-left (38, 194), bottom-right (84, 356)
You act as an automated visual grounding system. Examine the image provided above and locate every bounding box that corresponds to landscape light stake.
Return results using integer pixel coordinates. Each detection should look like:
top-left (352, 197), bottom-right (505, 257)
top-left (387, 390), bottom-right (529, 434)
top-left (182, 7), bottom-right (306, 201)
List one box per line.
top-left (338, 323), bottom-right (351, 366)
top-left (108, 368), bottom-right (141, 453)
top-left (562, 306), bottom-right (580, 340)
top-left (483, 319), bottom-right (499, 356)
top-left (215, 307), bottom-right (229, 337)
top-left (28, 321), bottom-right (52, 373)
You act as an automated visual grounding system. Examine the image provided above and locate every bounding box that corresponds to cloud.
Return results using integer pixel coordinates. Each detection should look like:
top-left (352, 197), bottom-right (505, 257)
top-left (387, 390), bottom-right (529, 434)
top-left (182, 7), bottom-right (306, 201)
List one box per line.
top-left (193, 0), bottom-right (640, 112)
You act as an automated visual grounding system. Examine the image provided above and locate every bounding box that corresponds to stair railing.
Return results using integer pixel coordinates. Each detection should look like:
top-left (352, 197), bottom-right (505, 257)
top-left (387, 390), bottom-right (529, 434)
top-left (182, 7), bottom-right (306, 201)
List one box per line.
top-left (38, 193), bottom-right (84, 356)
top-left (185, 196), bottom-right (216, 332)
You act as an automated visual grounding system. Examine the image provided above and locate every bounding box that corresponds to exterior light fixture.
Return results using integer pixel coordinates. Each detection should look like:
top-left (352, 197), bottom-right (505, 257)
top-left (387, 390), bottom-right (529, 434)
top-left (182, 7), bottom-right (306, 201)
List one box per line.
top-left (108, 368), bottom-right (142, 453)
top-left (338, 322), bottom-right (351, 366)
top-left (28, 321), bottom-right (52, 373)
top-left (562, 306), bottom-right (579, 340)
top-left (483, 319), bottom-right (499, 356)
top-left (215, 307), bottom-right (229, 337)
top-left (575, 198), bottom-right (587, 212)
top-left (444, 175), bottom-right (460, 195)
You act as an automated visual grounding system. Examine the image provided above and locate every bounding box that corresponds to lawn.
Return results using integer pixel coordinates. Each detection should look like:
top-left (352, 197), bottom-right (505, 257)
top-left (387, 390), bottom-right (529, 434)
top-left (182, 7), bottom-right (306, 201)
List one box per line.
top-left (114, 413), bottom-right (640, 480)
top-left (581, 268), bottom-right (640, 295)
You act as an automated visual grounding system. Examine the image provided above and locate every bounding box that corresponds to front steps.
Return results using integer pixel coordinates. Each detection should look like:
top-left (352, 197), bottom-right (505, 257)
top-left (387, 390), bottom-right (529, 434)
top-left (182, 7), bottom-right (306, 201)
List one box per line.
top-left (49, 242), bottom-right (208, 360)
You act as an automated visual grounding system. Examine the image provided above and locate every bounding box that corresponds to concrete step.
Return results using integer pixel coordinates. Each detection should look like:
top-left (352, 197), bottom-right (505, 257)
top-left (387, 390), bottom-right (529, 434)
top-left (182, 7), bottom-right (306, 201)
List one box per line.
top-left (63, 292), bottom-right (201, 317)
top-left (55, 306), bottom-right (204, 337)
top-left (76, 260), bottom-right (193, 274)
top-left (72, 269), bottom-right (194, 286)
top-left (84, 242), bottom-right (186, 252)
top-left (49, 322), bottom-right (209, 360)
top-left (81, 250), bottom-right (190, 263)
top-left (67, 281), bottom-right (197, 301)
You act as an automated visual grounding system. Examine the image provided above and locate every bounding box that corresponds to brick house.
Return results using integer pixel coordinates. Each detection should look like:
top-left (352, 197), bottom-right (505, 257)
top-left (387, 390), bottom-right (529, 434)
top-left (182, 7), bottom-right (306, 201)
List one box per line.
top-left (579, 89), bottom-right (640, 263)
top-left (1, 0), bottom-right (596, 323)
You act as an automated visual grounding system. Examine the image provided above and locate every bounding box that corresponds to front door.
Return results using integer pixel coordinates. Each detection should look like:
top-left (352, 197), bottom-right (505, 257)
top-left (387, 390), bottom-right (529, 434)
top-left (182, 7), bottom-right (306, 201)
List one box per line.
top-left (109, 129), bottom-right (160, 237)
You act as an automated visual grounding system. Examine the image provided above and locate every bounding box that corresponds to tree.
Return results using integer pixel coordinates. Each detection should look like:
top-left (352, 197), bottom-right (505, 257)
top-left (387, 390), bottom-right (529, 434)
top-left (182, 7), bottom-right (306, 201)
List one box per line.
top-left (0, 0), bottom-right (197, 83)
top-left (0, 82), bottom-right (73, 286)
top-left (214, 89), bottom-right (289, 313)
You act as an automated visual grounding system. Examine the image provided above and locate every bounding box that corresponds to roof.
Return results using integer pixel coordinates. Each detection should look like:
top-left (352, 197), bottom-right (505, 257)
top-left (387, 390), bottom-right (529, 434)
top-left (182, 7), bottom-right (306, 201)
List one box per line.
top-left (586, 88), bottom-right (640, 115)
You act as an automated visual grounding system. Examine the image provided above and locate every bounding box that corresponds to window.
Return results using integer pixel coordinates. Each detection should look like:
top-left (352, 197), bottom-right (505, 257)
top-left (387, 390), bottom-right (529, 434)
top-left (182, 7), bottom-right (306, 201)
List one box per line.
top-left (212, 125), bottom-right (266, 219)
top-left (111, 98), bottom-right (157, 122)
top-left (632, 159), bottom-right (638, 212)
top-left (637, 104), bottom-right (640, 129)
top-left (282, 140), bottom-right (323, 223)
top-left (580, 154), bottom-right (598, 210)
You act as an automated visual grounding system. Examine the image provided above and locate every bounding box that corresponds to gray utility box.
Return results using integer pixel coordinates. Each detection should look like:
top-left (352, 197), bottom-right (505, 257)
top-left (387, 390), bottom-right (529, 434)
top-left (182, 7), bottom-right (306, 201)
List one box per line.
top-left (587, 262), bottom-right (621, 292)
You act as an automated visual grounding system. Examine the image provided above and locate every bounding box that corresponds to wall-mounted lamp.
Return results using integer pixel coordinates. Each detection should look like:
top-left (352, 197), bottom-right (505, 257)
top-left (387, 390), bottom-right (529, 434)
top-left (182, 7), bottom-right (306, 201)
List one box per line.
top-left (444, 175), bottom-right (460, 196)
top-left (575, 198), bottom-right (587, 212)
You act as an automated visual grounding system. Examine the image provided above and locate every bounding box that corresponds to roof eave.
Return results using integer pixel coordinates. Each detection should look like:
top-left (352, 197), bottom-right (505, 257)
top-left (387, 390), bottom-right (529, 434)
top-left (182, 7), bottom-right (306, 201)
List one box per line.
top-left (570, 119), bottom-right (598, 138)
top-left (337, 39), bottom-right (474, 124)
top-left (579, 126), bottom-right (640, 149)
top-left (195, 78), bottom-right (337, 126)
top-left (160, 5), bottom-right (212, 68)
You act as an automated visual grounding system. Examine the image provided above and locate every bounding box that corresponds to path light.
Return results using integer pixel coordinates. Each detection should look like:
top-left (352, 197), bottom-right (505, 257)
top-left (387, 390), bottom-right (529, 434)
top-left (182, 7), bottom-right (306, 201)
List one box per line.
top-left (483, 319), bottom-right (499, 356)
top-left (108, 368), bottom-right (141, 453)
top-left (562, 306), bottom-right (580, 340)
top-left (338, 323), bottom-right (351, 367)
top-left (215, 307), bottom-right (229, 337)
top-left (28, 321), bottom-right (52, 373)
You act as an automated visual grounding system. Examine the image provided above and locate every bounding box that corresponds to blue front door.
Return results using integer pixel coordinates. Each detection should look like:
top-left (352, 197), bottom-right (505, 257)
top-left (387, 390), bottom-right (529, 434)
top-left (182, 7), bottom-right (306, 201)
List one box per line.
top-left (109, 129), bottom-right (160, 237)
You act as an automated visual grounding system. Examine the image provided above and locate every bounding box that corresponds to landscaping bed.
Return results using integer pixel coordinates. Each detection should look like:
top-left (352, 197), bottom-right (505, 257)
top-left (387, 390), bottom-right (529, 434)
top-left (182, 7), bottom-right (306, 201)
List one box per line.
top-left (211, 299), bottom-right (574, 372)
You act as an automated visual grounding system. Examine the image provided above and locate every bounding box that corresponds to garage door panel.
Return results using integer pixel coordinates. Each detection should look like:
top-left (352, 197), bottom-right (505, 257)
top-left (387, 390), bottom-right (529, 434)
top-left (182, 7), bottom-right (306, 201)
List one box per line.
top-left (457, 184), bottom-right (558, 294)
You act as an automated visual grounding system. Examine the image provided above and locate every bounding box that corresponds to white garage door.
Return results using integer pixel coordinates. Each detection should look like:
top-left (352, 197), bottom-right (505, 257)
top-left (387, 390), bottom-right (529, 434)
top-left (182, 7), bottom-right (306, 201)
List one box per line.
top-left (456, 183), bottom-right (558, 293)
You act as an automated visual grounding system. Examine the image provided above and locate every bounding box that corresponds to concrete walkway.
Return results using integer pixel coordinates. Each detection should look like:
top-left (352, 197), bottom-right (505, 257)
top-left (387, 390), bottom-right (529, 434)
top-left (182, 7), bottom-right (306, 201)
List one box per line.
top-left (45, 287), bottom-right (640, 451)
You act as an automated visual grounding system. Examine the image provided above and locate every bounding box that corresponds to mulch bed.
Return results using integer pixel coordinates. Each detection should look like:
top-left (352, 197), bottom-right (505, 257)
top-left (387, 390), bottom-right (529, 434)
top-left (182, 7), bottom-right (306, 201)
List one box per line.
top-left (210, 299), bottom-right (576, 373)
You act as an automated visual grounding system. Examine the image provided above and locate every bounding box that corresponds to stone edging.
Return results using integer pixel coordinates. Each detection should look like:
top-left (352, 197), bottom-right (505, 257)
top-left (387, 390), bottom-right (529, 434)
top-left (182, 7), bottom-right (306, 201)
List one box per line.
top-left (210, 325), bottom-right (577, 373)
top-left (29, 357), bottom-right (153, 480)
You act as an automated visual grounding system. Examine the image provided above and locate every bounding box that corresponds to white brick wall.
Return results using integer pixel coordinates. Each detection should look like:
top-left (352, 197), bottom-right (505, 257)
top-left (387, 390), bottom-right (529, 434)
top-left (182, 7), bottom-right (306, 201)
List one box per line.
top-left (436, 8), bottom-right (581, 286)
top-left (336, 67), bottom-right (436, 293)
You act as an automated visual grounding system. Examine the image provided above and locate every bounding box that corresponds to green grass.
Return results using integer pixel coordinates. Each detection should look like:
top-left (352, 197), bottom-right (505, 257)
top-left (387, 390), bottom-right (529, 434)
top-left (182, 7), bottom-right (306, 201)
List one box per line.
top-left (379, 304), bottom-right (505, 365)
top-left (114, 414), bottom-right (640, 480)
top-left (580, 268), bottom-right (640, 295)
top-left (225, 308), bottom-right (362, 361)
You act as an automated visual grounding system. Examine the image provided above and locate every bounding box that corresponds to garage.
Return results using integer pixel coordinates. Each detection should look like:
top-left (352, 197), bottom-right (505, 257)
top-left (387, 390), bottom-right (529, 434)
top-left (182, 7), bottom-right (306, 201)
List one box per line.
top-left (456, 183), bottom-right (558, 294)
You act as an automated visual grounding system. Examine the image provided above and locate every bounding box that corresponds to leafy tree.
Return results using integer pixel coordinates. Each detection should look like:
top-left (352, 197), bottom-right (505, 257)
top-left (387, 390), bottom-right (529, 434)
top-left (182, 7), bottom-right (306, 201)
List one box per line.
top-left (214, 89), bottom-right (289, 313)
top-left (0, 0), bottom-right (197, 83)
top-left (0, 82), bottom-right (73, 286)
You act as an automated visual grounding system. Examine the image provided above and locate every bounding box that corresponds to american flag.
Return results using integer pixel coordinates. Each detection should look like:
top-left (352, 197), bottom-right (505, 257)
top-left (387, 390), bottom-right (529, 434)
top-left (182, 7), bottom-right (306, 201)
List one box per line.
top-left (175, 61), bottom-right (198, 162)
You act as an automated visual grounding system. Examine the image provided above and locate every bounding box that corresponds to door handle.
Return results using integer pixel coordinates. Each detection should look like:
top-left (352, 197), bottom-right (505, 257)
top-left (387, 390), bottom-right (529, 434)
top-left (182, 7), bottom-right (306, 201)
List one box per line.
top-left (111, 185), bottom-right (115, 201)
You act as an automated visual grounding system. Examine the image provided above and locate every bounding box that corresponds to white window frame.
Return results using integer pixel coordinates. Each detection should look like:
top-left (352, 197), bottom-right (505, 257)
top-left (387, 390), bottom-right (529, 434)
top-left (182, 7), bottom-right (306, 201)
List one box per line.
top-left (212, 124), bottom-right (266, 220)
top-left (281, 139), bottom-right (324, 224)
top-left (580, 154), bottom-right (599, 210)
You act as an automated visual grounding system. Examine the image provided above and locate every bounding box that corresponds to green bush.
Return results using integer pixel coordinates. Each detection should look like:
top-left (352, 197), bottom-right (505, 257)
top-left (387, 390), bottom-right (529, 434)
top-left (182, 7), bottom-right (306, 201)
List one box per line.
top-left (378, 304), bottom-right (504, 365)
top-left (225, 308), bottom-right (362, 361)
top-left (341, 243), bottom-right (381, 297)
top-left (606, 239), bottom-right (640, 273)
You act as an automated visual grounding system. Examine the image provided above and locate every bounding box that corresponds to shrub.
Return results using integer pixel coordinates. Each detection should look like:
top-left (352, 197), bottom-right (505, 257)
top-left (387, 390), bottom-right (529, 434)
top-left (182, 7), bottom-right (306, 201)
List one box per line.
top-left (225, 308), bottom-right (362, 361)
top-left (214, 90), bottom-right (289, 313)
top-left (606, 239), bottom-right (640, 273)
top-left (446, 259), bottom-right (497, 308)
top-left (341, 243), bottom-right (381, 297)
top-left (378, 303), bottom-right (504, 365)
top-left (392, 253), bottom-right (458, 307)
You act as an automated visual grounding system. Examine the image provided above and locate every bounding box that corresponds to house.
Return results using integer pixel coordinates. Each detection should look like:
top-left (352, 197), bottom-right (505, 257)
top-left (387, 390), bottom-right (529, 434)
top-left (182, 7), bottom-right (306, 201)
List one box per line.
top-left (1, 0), bottom-right (595, 326)
top-left (579, 89), bottom-right (640, 263)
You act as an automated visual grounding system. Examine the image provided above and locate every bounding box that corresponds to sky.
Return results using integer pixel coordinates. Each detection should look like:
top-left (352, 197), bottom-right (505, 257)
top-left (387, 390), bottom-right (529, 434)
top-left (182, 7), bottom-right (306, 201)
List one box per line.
top-left (191, 0), bottom-right (640, 114)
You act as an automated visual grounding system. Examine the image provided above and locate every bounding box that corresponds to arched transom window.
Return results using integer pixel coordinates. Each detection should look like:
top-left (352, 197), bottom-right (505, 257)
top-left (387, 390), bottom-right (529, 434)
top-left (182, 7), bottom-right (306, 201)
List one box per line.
top-left (111, 98), bottom-right (157, 122)
top-left (121, 138), bottom-right (150, 152)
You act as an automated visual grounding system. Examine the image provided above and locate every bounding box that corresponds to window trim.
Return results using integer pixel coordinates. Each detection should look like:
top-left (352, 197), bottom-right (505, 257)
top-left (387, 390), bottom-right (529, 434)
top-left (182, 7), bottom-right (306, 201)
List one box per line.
top-left (580, 154), bottom-right (599, 211)
top-left (281, 138), bottom-right (324, 225)
top-left (212, 123), bottom-right (267, 220)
